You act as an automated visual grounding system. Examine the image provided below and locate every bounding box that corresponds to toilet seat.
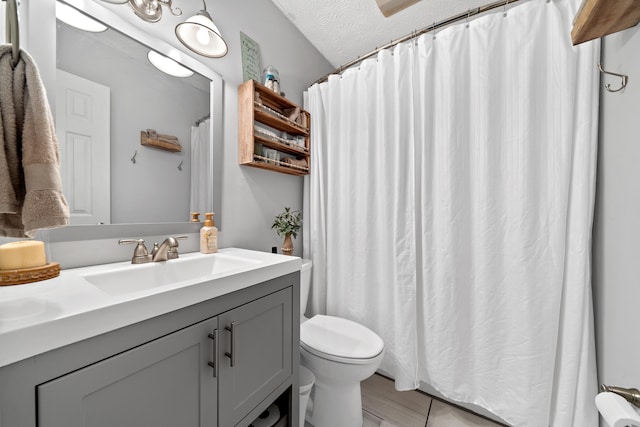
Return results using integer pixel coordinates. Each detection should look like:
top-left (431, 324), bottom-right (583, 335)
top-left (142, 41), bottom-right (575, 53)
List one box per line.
top-left (300, 315), bottom-right (384, 365)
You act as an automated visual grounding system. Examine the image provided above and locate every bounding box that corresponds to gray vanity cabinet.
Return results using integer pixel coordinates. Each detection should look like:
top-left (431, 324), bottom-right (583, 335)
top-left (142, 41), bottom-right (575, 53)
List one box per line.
top-left (0, 273), bottom-right (299, 427)
top-left (218, 288), bottom-right (292, 426)
top-left (29, 284), bottom-right (295, 427)
top-left (38, 317), bottom-right (219, 427)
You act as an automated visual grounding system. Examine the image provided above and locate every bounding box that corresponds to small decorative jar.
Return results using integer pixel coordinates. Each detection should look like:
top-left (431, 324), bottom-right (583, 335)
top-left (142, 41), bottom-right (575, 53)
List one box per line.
top-left (263, 65), bottom-right (280, 93)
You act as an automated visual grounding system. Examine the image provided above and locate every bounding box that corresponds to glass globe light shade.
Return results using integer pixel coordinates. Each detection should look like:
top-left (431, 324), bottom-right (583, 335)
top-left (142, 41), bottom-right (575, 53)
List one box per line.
top-left (175, 10), bottom-right (228, 58)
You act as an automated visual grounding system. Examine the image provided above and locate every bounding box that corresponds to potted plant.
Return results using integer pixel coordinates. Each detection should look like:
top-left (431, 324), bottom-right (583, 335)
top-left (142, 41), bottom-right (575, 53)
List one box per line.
top-left (272, 207), bottom-right (302, 255)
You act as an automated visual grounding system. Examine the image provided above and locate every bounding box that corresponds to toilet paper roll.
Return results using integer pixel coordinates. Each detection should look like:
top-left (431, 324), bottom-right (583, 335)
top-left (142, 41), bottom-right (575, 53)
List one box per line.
top-left (248, 403), bottom-right (280, 427)
top-left (596, 392), bottom-right (640, 427)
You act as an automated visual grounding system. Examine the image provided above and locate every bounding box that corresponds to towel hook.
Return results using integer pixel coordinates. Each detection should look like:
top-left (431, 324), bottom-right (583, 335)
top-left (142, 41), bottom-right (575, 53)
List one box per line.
top-left (130, 150), bottom-right (138, 164)
top-left (3, 0), bottom-right (20, 67)
top-left (598, 62), bottom-right (628, 93)
top-left (177, 160), bottom-right (183, 171)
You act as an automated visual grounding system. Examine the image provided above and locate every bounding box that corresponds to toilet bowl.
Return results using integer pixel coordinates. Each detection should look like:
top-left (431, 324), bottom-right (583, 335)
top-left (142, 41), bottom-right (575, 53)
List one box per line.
top-left (299, 259), bottom-right (384, 427)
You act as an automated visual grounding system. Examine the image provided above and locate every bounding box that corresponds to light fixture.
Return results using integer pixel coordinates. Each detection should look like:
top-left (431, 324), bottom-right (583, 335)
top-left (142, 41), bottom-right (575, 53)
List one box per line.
top-left (56, 1), bottom-right (108, 32)
top-left (175, 0), bottom-right (228, 58)
top-left (97, 0), bottom-right (227, 58)
top-left (128, 0), bottom-right (182, 23)
top-left (147, 50), bottom-right (194, 77)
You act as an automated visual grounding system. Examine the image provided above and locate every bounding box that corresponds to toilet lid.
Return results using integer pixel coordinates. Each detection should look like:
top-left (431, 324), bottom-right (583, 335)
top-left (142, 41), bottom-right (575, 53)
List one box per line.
top-left (300, 315), bottom-right (384, 360)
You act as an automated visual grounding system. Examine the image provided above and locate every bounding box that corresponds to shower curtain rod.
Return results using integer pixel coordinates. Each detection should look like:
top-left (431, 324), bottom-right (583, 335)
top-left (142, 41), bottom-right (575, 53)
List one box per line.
top-left (312, 0), bottom-right (524, 85)
top-left (194, 114), bottom-right (210, 126)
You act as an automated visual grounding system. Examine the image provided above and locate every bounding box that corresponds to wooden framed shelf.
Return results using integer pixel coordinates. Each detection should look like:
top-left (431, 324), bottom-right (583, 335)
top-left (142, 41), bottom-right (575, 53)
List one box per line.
top-left (238, 79), bottom-right (310, 176)
top-left (140, 131), bottom-right (182, 152)
top-left (572, 0), bottom-right (640, 45)
top-left (254, 133), bottom-right (308, 156)
top-left (250, 155), bottom-right (309, 176)
top-left (254, 102), bottom-right (309, 132)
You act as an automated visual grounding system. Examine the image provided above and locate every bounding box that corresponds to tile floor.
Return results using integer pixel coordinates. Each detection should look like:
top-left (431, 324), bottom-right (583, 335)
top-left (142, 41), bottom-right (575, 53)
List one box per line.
top-left (360, 374), bottom-right (506, 427)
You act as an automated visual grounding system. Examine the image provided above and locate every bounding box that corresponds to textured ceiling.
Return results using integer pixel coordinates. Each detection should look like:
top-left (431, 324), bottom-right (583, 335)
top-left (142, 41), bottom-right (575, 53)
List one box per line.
top-left (271, 0), bottom-right (503, 68)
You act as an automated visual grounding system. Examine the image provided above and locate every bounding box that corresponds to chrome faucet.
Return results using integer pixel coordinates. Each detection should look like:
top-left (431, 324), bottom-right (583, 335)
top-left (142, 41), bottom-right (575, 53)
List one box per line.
top-left (119, 236), bottom-right (188, 264)
top-left (151, 235), bottom-right (188, 262)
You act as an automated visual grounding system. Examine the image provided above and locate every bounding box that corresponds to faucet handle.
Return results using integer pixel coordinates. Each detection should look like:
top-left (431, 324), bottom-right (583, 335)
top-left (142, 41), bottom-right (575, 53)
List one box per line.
top-left (167, 235), bottom-right (188, 259)
top-left (118, 239), bottom-right (152, 264)
top-left (168, 235), bottom-right (188, 247)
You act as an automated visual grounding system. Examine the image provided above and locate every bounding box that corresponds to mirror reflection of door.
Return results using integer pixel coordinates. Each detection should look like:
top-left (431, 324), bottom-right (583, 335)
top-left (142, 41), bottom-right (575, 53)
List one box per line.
top-left (56, 69), bottom-right (110, 225)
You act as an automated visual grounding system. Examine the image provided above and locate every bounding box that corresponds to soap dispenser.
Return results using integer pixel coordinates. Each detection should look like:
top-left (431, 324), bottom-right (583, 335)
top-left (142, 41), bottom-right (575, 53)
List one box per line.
top-left (200, 212), bottom-right (218, 254)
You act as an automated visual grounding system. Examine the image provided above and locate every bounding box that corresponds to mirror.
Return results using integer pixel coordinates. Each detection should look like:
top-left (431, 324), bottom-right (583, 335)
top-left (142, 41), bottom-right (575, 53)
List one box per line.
top-left (54, 0), bottom-right (222, 227)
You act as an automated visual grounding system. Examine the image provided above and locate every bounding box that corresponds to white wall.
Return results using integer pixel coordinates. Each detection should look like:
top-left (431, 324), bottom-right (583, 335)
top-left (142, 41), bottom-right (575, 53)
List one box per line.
top-left (19, 0), bottom-right (333, 260)
top-left (593, 25), bottom-right (640, 394)
top-left (209, 1), bottom-right (334, 257)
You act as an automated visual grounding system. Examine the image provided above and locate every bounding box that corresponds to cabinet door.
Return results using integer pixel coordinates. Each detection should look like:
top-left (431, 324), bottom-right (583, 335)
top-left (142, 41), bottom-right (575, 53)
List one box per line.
top-left (38, 317), bottom-right (219, 427)
top-left (218, 288), bottom-right (292, 426)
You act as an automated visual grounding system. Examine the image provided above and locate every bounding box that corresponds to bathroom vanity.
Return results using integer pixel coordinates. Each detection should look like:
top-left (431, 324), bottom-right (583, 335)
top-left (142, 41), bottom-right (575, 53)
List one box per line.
top-left (0, 248), bottom-right (300, 427)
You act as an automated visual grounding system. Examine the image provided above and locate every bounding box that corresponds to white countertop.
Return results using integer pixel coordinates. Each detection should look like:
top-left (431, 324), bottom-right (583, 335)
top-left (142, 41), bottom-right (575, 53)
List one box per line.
top-left (0, 248), bottom-right (301, 368)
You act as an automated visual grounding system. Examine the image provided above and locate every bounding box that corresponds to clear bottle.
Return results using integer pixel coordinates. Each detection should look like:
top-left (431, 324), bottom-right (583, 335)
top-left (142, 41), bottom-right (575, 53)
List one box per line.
top-left (262, 65), bottom-right (280, 93)
top-left (200, 212), bottom-right (218, 254)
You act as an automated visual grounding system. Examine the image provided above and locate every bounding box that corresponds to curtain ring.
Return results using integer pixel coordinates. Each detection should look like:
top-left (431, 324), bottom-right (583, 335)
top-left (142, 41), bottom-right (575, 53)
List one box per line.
top-left (504, 0), bottom-right (509, 17)
top-left (466, 10), bottom-right (471, 28)
top-left (432, 22), bottom-right (436, 40)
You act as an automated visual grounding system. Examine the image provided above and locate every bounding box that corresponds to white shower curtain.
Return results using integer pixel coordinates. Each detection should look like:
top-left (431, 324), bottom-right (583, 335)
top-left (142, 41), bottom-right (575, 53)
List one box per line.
top-left (190, 118), bottom-right (212, 215)
top-left (305, 0), bottom-right (599, 425)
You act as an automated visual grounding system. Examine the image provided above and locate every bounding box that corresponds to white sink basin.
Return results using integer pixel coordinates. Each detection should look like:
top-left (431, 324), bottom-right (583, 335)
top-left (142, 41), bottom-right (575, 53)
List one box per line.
top-left (83, 253), bottom-right (261, 296)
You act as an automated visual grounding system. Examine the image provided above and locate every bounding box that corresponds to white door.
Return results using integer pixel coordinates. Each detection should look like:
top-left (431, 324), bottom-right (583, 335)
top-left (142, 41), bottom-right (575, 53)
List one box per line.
top-left (56, 69), bottom-right (111, 225)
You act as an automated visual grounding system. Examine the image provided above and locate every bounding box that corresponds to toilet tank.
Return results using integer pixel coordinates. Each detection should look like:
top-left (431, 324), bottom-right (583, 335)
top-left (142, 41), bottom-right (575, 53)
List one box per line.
top-left (300, 259), bottom-right (312, 320)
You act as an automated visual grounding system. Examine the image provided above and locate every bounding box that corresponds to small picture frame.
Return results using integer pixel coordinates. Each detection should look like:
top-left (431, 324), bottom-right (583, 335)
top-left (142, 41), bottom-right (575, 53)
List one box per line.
top-left (240, 32), bottom-right (261, 83)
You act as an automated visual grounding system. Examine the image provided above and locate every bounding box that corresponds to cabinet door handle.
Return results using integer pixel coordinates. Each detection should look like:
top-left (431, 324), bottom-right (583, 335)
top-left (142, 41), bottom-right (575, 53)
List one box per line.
top-left (225, 322), bottom-right (236, 367)
top-left (207, 329), bottom-right (219, 377)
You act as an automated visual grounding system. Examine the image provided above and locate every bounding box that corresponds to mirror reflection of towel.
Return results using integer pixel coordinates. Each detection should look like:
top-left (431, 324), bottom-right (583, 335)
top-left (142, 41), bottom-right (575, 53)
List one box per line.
top-left (0, 46), bottom-right (69, 237)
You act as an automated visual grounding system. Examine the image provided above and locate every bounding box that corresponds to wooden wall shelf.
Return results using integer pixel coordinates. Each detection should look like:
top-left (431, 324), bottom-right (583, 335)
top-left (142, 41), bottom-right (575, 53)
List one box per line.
top-left (572, 0), bottom-right (640, 45)
top-left (140, 131), bottom-right (182, 152)
top-left (238, 80), bottom-right (310, 176)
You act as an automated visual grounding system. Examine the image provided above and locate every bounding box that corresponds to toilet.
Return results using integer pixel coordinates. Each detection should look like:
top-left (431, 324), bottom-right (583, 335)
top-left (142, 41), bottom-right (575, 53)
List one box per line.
top-left (299, 259), bottom-right (384, 427)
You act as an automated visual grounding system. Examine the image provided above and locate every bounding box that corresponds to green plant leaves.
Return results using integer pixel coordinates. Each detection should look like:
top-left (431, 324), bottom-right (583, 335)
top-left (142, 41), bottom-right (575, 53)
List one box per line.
top-left (271, 207), bottom-right (302, 238)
